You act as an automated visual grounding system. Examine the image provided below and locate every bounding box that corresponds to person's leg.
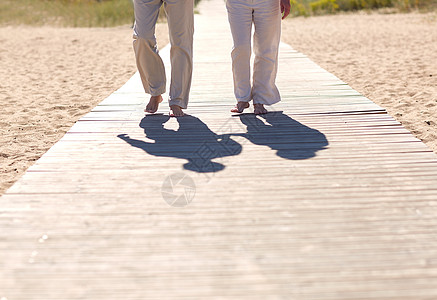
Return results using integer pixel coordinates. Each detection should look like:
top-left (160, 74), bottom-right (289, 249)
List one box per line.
top-left (226, 0), bottom-right (253, 113)
top-left (133, 0), bottom-right (166, 113)
top-left (164, 0), bottom-right (194, 116)
top-left (252, 0), bottom-right (281, 113)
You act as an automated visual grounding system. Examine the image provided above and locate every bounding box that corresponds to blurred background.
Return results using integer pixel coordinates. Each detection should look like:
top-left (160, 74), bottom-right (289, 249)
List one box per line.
top-left (0, 0), bottom-right (436, 27)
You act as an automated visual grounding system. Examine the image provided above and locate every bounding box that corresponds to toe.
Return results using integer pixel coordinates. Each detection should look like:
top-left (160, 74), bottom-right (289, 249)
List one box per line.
top-left (169, 106), bottom-right (184, 117)
top-left (231, 102), bottom-right (249, 113)
top-left (254, 104), bottom-right (267, 114)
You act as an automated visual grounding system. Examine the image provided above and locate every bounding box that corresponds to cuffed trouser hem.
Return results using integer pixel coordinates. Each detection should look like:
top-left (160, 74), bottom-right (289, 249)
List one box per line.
top-left (168, 99), bottom-right (187, 109)
top-left (252, 97), bottom-right (281, 105)
top-left (144, 85), bottom-right (166, 97)
top-left (148, 89), bottom-right (166, 97)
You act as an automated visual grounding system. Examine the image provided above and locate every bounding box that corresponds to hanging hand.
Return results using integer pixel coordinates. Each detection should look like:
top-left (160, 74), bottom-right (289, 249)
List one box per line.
top-left (281, 0), bottom-right (291, 19)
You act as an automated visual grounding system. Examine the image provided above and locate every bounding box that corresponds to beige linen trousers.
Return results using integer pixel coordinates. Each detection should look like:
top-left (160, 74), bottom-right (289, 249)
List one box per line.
top-left (133, 0), bottom-right (194, 109)
top-left (226, 0), bottom-right (281, 105)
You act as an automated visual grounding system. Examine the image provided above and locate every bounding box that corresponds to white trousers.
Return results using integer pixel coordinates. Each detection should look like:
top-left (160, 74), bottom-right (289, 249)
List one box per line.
top-left (133, 0), bottom-right (194, 109)
top-left (226, 0), bottom-right (281, 105)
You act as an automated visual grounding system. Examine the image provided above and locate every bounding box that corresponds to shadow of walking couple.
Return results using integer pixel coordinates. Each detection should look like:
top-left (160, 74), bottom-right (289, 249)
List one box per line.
top-left (118, 112), bottom-right (328, 173)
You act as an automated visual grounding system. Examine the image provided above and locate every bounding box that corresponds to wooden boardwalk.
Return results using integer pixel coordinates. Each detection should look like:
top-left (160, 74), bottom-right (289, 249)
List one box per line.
top-left (2, 0), bottom-right (437, 299)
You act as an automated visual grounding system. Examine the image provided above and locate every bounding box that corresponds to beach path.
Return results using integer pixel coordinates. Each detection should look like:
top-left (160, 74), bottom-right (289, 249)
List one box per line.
top-left (2, 0), bottom-right (437, 298)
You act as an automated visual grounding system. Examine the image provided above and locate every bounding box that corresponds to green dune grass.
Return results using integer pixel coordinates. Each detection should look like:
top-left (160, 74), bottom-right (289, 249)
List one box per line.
top-left (0, 0), bottom-right (135, 27)
top-left (294, 0), bottom-right (437, 15)
top-left (0, 0), bottom-right (435, 27)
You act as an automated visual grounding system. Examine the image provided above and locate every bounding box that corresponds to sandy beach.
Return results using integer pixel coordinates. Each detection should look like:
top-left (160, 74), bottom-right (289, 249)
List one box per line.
top-left (1, 11), bottom-right (436, 196)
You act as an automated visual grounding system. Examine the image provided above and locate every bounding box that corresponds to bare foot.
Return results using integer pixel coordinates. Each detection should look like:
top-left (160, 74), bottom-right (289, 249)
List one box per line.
top-left (230, 101), bottom-right (249, 113)
top-left (144, 95), bottom-right (163, 113)
top-left (169, 105), bottom-right (184, 117)
top-left (254, 104), bottom-right (268, 114)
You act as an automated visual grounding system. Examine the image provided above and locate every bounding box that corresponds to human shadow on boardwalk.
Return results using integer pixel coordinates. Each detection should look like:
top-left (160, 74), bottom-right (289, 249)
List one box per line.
top-left (235, 111), bottom-right (328, 160)
top-left (118, 112), bottom-right (328, 173)
top-left (118, 114), bottom-right (242, 173)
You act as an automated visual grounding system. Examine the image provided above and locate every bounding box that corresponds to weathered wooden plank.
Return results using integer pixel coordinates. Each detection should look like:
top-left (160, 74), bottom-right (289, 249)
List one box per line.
top-left (2, 0), bottom-right (437, 298)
